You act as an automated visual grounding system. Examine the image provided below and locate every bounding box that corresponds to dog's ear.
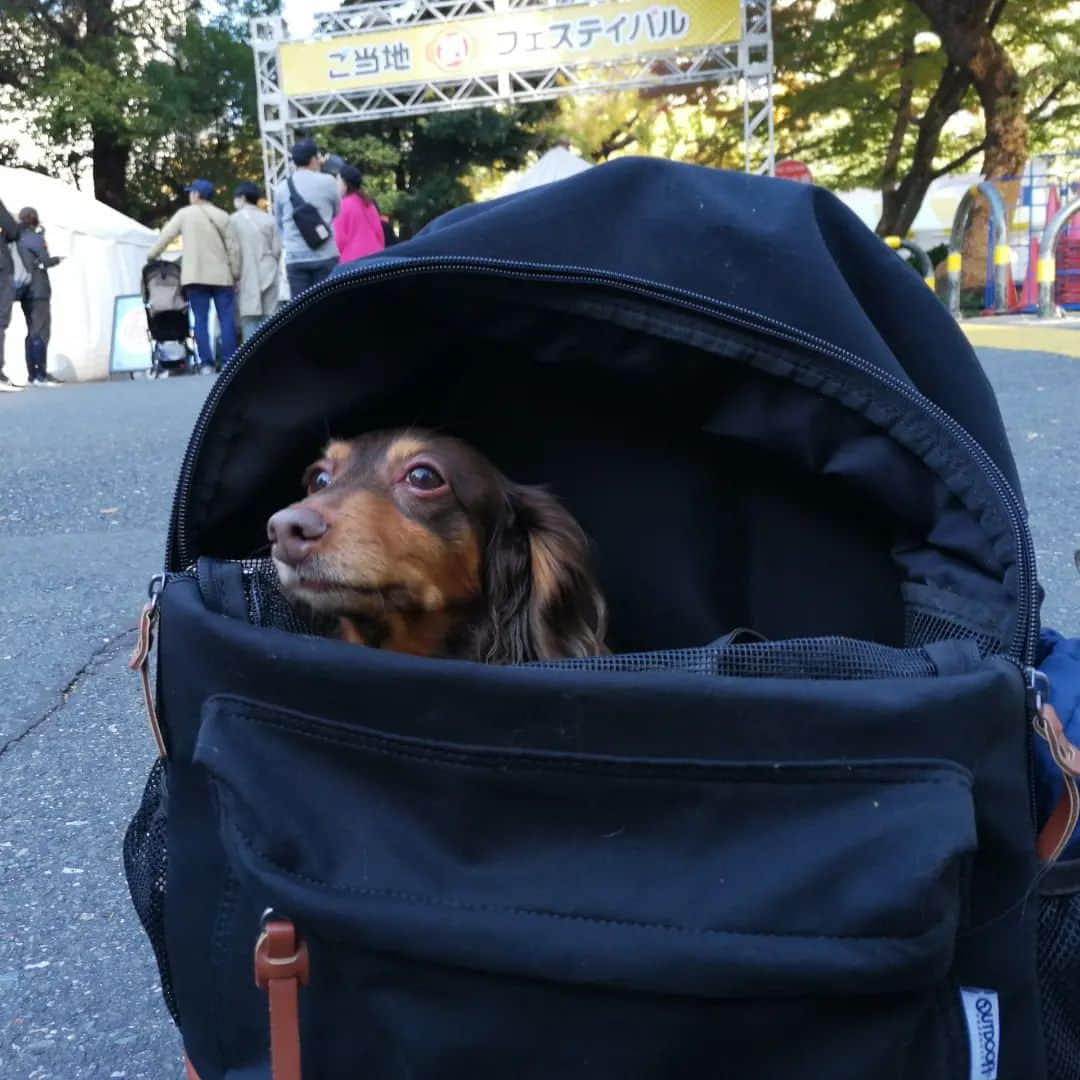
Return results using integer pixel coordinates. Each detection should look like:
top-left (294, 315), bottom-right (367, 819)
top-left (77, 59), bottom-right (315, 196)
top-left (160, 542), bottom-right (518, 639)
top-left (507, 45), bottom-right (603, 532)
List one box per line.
top-left (478, 484), bottom-right (607, 664)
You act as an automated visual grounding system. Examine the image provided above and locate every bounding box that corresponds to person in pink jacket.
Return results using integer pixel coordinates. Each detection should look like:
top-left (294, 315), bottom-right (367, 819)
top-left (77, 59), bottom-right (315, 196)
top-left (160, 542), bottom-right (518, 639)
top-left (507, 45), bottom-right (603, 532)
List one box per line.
top-left (333, 165), bottom-right (386, 264)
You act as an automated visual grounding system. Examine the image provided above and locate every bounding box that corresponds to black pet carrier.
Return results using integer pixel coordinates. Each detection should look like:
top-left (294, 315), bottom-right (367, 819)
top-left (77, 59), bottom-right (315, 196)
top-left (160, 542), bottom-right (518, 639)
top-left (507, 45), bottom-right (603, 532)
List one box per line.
top-left (124, 158), bottom-right (1080, 1080)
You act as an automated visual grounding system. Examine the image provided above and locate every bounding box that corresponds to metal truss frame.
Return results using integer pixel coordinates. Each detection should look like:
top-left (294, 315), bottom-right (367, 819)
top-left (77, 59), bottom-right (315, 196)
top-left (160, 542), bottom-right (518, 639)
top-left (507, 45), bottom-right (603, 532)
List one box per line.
top-left (252, 0), bottom-right (774, 197)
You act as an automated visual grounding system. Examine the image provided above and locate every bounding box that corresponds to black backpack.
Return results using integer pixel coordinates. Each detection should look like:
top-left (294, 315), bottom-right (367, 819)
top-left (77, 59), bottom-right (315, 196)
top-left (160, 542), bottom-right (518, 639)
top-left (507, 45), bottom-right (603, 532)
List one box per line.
top-left (124, 158), bottom-right (1080, 1080)
top-left (287, 176), bottom-right (332, 249)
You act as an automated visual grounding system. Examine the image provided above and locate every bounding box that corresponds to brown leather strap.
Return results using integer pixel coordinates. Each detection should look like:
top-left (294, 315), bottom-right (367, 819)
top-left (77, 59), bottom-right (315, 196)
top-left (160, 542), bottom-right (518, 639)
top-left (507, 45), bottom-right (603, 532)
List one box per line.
top-left (128, 597), bottom-right (167, 757)
top-left (1034, 703), bottom-right (1080, 863)
top-left (254, 919), bottom-right (309, 1080)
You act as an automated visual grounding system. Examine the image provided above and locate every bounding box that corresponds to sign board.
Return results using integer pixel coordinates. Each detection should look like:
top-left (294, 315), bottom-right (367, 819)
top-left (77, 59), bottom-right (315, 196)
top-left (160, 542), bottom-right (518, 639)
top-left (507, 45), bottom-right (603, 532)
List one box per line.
top-left (109, 295), bottom-right (151, 374)
top-left (279, 0), bottom-right (741, 97)
top-left (775, 159), bottom-right (813, 184)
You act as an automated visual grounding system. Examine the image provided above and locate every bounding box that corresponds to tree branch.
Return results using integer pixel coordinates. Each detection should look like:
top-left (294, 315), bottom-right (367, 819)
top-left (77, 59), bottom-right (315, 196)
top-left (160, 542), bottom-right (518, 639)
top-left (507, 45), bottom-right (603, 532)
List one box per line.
top-left (986, 0), bottom-right (1009, 32)
top-left (1027, 81), bottom-right (1068, 122)
top-left (596, 111), bottom-right (641, 160)
top-left (930, 137), bottom-right (989, 180)
top-left (881, 46), bottom-right (916, 190)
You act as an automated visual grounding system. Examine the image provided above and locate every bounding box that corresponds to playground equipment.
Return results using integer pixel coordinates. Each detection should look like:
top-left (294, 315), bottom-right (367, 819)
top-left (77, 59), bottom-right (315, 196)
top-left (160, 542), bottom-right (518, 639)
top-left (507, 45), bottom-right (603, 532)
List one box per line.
top-left (1038, 193), bottom-right (1080, 318)
top-left (883, 235), bottom-right (935, 290)
top-left (939, 154), bottom-right (1080, 318)
top-left (945, 182), bottom-right (1011, 316)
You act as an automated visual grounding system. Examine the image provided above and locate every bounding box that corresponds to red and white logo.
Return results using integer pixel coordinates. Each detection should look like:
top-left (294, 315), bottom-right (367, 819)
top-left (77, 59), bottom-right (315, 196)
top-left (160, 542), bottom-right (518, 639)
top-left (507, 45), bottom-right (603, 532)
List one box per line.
top-left (429, 30), bottom-right (471, 71)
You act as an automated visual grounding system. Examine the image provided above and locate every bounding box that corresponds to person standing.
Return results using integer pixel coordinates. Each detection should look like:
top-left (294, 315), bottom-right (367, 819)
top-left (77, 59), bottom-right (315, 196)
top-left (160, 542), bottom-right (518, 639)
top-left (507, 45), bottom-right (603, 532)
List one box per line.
top-left (274, 139), bottom-right (340, 300)
top-left (230, 182), bottom-right (280, 341)
top-left (333, 165), bottom-right (385, 264)
top-left (147, 179), bottom-right (241, 374)
top-left (15, 207), bottom-right (64, 387)
top-left (0, 196), bottom-right (20, 391)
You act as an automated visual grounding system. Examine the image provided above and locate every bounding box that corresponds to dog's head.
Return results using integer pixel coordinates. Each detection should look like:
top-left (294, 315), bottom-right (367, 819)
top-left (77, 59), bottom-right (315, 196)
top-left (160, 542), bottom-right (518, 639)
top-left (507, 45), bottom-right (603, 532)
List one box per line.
top-left (267, 430), bottom-right (607, 662)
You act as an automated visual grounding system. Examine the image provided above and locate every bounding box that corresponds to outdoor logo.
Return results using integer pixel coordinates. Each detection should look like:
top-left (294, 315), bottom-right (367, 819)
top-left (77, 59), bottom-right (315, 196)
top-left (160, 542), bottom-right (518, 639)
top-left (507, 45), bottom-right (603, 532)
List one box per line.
top-left (960, 988), bottom-right (999, 1080)
top-left (429, 30), bottom-right (472, 71)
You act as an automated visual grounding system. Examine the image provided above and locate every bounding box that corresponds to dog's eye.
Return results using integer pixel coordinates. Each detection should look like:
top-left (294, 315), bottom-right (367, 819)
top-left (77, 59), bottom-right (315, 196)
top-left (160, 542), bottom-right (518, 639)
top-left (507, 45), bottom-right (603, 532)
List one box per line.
top-left (309, 470), bottom-right (332, 493)
top-left (405, 464), bottom-right (445, 491)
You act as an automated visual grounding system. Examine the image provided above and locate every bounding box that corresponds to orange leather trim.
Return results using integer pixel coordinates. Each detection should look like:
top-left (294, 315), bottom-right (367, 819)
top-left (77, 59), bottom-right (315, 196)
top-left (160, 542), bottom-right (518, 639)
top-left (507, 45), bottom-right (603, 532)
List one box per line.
top-left (254, 919), bottom-right (309, 1080)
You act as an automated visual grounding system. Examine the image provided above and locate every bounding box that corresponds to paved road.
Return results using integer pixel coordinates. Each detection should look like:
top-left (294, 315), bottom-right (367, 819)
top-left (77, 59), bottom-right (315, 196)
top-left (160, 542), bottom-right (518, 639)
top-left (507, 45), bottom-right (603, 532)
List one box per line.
top-left (1, 379), bottom-right (206, 1079)
top-left (0, 349), bottom-right (1078, 1077)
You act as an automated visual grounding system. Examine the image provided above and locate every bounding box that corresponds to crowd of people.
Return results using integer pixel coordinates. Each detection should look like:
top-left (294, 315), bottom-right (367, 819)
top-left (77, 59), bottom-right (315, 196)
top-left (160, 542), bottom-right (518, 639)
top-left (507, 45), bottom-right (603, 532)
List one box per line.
top-left (0, 138), bottom-right (386, 390)
top-left (147, 138), bottom-right (386, 375)
top-left (0, 199), bottom-right (64, 391)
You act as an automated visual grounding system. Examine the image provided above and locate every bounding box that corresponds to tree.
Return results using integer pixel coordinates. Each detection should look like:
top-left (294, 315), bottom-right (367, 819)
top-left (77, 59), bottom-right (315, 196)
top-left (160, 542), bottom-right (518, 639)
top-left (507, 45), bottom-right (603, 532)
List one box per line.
top-left (0, 0), bottom-right (271, 224)
top-left (771, 0), bottom-right (1080, 236)
top-left (0, 0), bottom-right (176, 210)
top-left (129, 2), bottom-right (273, 224)
top-left (321, 103), bottom-right (556, 240)
top-left (567, 1), bottom-right (1080, 235)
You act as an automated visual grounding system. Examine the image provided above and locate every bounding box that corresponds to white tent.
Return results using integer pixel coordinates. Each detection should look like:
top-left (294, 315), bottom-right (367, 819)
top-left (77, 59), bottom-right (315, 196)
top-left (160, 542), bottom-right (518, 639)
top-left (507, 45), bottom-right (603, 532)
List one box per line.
top-left (0, 166), bottom-right (157, 383)
top-left (490, 146), bottom-right (593, 200)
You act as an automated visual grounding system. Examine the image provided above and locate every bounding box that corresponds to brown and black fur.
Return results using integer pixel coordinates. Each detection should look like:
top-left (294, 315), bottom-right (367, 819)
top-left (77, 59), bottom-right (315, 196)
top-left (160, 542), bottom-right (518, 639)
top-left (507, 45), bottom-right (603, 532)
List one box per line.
top-left (267, 430), bottom-right (607, 662)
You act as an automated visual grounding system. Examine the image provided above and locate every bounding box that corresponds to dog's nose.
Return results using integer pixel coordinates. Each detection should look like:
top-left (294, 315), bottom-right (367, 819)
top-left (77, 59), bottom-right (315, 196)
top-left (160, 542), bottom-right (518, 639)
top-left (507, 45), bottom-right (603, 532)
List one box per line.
top-left (267, 506), bottom-right (328, 565)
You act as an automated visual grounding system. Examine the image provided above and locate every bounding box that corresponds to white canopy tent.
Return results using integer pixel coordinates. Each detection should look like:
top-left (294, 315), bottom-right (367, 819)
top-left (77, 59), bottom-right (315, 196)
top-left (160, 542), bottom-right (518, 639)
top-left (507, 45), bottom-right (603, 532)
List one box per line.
top-left (0, 166), bottom-right (156, 383)
top-left (489, 146), bottom-right (593, 200)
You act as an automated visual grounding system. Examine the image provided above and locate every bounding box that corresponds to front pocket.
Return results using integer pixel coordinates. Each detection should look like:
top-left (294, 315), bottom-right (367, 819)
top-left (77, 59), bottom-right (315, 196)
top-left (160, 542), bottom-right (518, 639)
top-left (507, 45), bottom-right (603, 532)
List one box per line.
top-left (196, 695), bottom-right (976, 1079)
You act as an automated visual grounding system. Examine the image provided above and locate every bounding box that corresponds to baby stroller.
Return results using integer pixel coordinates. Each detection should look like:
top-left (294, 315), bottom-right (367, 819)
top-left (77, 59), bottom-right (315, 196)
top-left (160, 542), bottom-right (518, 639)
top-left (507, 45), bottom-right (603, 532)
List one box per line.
top-left (141, 260), bottom-right (195, 377)
top-left (124, 159), bottom-right (1080, 1080)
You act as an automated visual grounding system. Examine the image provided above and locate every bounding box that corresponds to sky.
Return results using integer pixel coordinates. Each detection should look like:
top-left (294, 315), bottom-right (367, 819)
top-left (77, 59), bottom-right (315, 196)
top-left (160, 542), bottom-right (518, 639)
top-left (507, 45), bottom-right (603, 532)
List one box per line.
top-left (281, 0), bottom-right (324, 39)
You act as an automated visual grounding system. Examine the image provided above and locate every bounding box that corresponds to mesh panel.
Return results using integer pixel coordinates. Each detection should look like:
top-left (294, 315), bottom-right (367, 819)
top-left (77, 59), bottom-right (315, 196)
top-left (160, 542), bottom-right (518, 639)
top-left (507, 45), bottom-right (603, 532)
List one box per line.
top-left (1039, 891), bottom-right (1080, 1079)
top-left (238, 558), bottom-right (316, 634)
top-left (904, 607), bottom-right (1002, 658)
top-left (530, 638), bottom-right (940, 679)
top-left (122, 758), bottom-right (177, 1023)
top-left (229, 558), bottom-right (942, 680)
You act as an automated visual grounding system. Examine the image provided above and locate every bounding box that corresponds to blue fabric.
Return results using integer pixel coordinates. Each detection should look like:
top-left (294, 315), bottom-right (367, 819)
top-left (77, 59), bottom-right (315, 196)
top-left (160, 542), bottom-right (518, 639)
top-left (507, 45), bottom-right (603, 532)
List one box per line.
top-left (187, 284), bottom-right (236, 368)
top-left (1037, 627), bottom-right (1080, 854)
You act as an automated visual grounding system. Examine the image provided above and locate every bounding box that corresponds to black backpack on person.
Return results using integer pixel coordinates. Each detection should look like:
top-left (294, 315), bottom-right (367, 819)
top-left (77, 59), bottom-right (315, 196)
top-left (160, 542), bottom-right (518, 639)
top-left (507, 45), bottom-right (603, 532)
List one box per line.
top-left (123, 158), bottom-right (1080, 1080)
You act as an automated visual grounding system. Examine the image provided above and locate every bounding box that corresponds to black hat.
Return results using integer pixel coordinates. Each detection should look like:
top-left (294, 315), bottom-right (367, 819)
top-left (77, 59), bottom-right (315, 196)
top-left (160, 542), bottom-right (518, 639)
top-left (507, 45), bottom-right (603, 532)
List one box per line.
top-left (339, 164), bottom-right (364, 190)
top-left (291, 139), bottom-right (321, 166)
top-left (322, 153), bottom-right (345, 177)
top-left (234, 181), bottom-right (261, 202)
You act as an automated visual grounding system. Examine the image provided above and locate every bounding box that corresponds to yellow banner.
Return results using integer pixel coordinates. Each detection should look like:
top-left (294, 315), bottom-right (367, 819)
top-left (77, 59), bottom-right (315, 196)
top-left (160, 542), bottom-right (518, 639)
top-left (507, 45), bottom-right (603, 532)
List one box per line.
top-left (279, 0), bottom-right (740, 97)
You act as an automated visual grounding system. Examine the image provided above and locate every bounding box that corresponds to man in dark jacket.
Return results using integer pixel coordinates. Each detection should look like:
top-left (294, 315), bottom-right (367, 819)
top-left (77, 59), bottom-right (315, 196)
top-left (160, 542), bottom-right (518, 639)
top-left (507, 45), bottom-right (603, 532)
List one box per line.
top-left (0, 196), bottom-right (20, 391)
top-left (16, 207), bottom-right (63, 386)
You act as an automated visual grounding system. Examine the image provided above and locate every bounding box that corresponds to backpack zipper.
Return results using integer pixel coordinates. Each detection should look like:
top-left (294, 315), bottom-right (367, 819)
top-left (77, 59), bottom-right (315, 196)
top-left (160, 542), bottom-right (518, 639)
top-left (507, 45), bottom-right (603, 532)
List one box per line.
top-left (165, 256), bottom-right (1039, 666)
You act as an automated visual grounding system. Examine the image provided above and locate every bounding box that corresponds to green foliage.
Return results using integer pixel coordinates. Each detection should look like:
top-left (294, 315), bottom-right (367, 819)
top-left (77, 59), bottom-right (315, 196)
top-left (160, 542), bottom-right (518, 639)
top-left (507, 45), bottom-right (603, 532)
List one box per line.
top-left (4, 0), bottom-right (1078, 235)
top-left (769, 0), bottom-right (1080, 189)
top-left (0, 0), bottom-right (271, 224)
top-left (321, 102), bottom-right (555, 238)
top-left (128, 8), bottom-right (271, 222)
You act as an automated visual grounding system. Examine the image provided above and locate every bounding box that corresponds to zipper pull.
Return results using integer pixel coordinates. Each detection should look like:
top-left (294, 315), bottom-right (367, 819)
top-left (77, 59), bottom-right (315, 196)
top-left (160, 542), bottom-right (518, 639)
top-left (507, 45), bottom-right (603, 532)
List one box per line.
top-left (1028, 667), bottom-right (1080, 862)
top-left (129, 574), bottom-right (167, 758)
top-left (1025, 665), bottom-right (1050, 720)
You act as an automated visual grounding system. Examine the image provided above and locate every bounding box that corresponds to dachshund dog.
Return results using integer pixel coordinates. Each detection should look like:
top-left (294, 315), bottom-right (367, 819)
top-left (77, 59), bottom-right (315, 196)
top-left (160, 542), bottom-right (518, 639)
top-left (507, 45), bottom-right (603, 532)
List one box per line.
top-left (267, 430), bottom-right (608, 662)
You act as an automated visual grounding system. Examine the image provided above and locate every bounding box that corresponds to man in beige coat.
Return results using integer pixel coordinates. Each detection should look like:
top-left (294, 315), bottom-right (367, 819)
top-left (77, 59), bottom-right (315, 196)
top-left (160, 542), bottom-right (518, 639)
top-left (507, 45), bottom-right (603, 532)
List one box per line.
top-left (147, 179), bottom-right (241, 373)
top-left (230, 182), bottom-right (280, 341)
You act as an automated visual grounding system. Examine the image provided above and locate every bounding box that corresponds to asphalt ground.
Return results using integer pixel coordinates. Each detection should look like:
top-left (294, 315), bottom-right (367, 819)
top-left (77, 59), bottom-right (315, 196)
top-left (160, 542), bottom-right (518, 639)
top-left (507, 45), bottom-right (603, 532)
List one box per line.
top-left (0, 348), bottom-right (1078, 1077)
